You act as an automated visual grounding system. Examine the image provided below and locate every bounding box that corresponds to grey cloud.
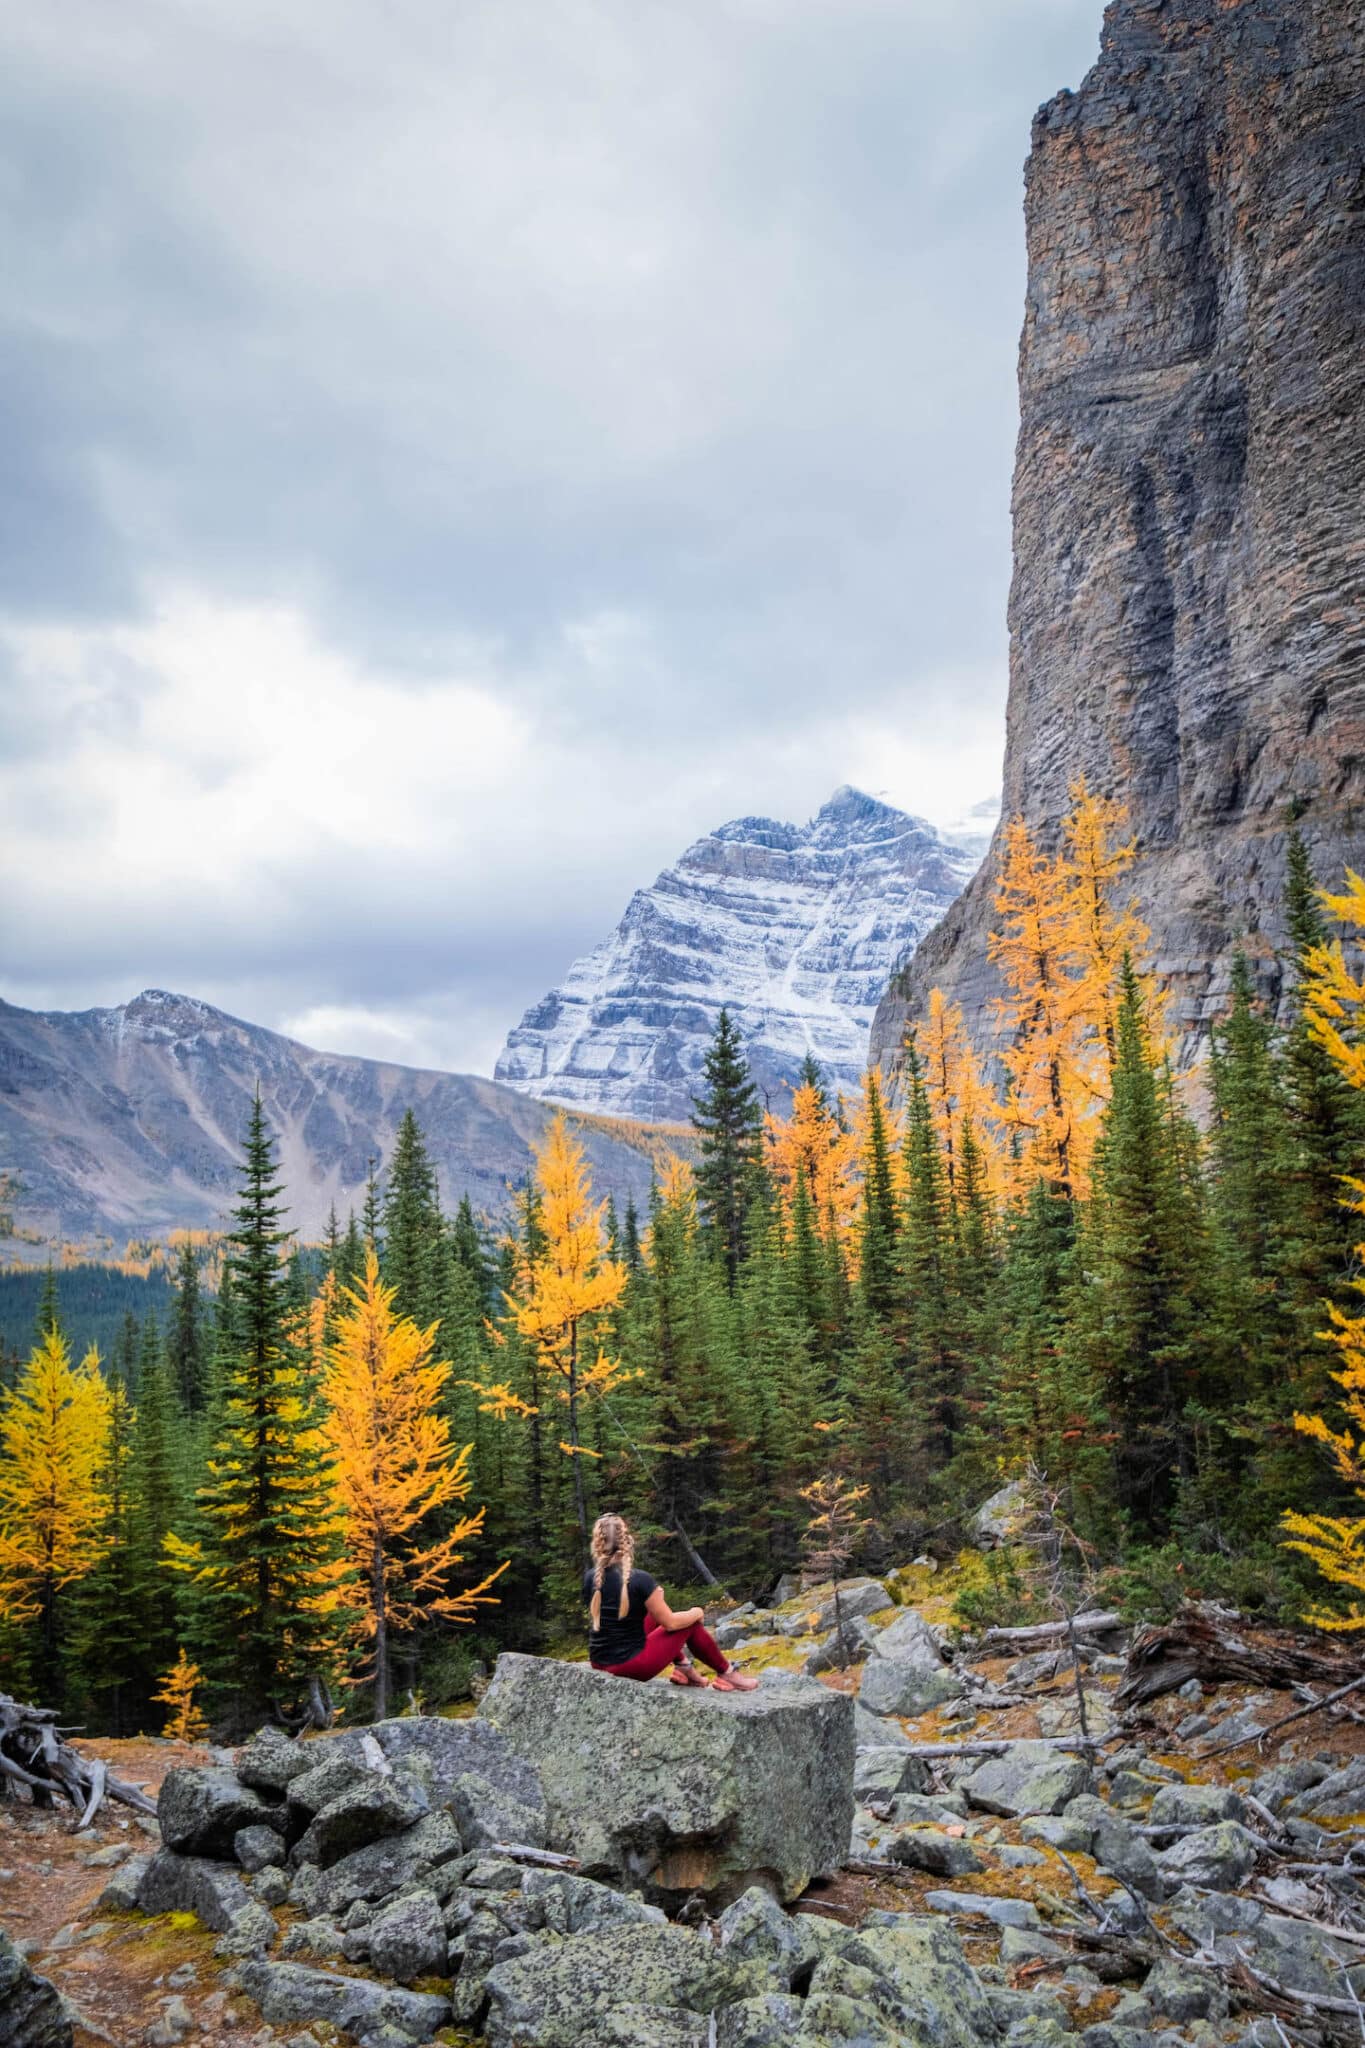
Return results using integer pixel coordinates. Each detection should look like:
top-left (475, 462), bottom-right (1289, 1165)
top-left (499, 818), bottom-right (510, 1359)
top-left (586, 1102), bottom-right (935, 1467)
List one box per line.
top-left (1, 0), bottom-right (1105, 1068)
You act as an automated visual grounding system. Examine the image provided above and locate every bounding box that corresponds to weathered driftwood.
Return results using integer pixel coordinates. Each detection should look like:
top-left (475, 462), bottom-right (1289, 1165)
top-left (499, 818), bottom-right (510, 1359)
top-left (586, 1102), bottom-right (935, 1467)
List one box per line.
top-left (0, 1693), bottom-right (156, 1820)
top-left (1200, 1671), bottom-right (1365, 1755)
top-left (1115, 1603), bottom-right (1360, 1709)
top-left (488, 1841), bottom-right (580, 1871)
top-left (980, 1612), bottom-right (1123, 1651)
top-left (900, 1733), bottom-right (1110, 1760)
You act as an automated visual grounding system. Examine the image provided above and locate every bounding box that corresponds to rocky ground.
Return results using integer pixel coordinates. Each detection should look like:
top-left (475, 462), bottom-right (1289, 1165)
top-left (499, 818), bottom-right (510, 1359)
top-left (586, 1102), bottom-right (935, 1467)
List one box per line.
top-left (3, 1546), bottom-right (1364, 2048)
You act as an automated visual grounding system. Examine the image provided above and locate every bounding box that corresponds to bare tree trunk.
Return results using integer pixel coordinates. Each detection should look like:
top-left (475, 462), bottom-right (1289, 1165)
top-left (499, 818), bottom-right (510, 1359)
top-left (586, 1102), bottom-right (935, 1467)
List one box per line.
top-left (372, 1534), bottom-right (389, 1725)
top-left (567, 1321), bottom-right (588, 1549)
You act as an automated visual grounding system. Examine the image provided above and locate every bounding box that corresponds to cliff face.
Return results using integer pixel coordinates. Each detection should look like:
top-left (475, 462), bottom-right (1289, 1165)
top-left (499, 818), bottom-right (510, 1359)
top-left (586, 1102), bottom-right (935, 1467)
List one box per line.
top-left (497, 788), bottom-right (980, 1123)
top-left (872, 0), bottom-right (1365, 1073)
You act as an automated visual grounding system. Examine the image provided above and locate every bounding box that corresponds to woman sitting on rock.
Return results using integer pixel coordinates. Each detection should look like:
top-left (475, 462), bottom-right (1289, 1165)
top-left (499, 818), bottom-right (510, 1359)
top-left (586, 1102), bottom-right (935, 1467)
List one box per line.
top-left (585, 1512), bottom-right (758, 1690)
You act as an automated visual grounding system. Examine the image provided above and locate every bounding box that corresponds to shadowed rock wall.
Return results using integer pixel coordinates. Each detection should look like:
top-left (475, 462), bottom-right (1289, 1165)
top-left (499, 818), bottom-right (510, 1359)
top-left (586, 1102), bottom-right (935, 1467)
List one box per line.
top-left (872, 0), bottom-right (1365, 1075)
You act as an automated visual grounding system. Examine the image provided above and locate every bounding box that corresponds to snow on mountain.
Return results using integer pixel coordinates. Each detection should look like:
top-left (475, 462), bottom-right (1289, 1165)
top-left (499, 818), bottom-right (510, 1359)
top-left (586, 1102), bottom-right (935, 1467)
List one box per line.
top-left (494, 786), bottom-right (982, 1122)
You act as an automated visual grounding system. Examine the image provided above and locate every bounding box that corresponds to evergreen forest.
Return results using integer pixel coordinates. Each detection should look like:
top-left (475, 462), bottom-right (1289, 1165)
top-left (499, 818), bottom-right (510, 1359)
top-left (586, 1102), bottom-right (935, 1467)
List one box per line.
top-left (5, 787), bottom-right (1365, 1738)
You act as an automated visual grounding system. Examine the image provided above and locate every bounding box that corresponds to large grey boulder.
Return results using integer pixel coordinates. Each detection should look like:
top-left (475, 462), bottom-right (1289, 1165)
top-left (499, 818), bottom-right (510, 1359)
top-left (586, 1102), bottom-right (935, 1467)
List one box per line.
top-left (853, 1748), bottom-right (930, 1803)
top-left (1166, 1889), bottom-right (1348, 2001)
top-left (960, 1742), bottom-right (1092, 1818)
top-left (716, 1995), bottom-right (804, 2047)
top-left (232, 1959), bottom-right (450, 2047)
top-left (717, 1886), bottom-right (805, 1987)
top-left (1147, 1783), bottom-right (1245, 1831)
top-left (972, 1480), bottom-right (1033, 1549)
top-left (805, 1617), bottom-right (879, 1676)
top-left (807, 1914), bottom-right (999, 2048)
top-left (295, 1811), bottom-right (463, 1917)
top-left (1157, 1822), bottom-right (1258, 1892)
top-left (859, 1612), bottom-right (964, 1719)
top-left (1063, 1795), bottom-right (1163, 1900)
top-left (157, 1766), bottom-right (280, 1858)
top-left (810, 1580), bottom-right (895, 1633)
top-left (0, 1929), bottom-right (71, 2048)
top-left (331, 1714), bottom-right (544, 1816)
top-left (520, 1868), bottom-right (666, 1936)
top-left (291, 1773), bottom-right (429, 1869)
top-left (479, 1653), bottom-right (853, 1904)
top-left (137, 1850), bottom-right (270, 1942)
top-left (448, 1768), bottom-right (546, 1851)
top-left (853, 1703), bottom-right (911, 1750)
top-left (235, 1726), bottom-right (312, 1795)
top-left (353, 1888), bottom-right (448, 1983)
top-left (483, 1922), bottom-right (759, 2048)
top-left (234, 1824), bottom-right (287, 1874)
top-left (1287, 1755), bottom-right (1365, 1821)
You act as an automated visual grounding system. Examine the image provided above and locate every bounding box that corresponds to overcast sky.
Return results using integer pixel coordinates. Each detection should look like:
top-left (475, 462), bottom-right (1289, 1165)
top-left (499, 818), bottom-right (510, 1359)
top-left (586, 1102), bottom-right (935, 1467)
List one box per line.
top-left (1, 0), bottom-right (1103, 1076)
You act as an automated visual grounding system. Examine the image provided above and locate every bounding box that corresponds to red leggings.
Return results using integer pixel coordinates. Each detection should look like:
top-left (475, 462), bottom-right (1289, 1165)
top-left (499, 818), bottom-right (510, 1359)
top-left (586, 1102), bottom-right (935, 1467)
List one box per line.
top-left (594, 1612), bottom-right (730, 1681)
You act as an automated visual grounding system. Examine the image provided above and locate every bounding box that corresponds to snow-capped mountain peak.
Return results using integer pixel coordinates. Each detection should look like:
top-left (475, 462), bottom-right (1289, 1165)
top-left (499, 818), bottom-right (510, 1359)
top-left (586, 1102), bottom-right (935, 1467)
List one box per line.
top-left (494, 786), bottom-right (982, 1123)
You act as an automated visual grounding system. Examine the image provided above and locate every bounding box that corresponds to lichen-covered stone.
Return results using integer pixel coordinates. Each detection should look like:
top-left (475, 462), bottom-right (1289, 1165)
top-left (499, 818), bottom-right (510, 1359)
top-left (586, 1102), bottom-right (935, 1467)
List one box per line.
top-left (886, 1828), bottom-right (986, 1879)
top-left (716, 1886), bottom-right (804, 1987)
top-left (960, 1743), bottom-right (1092, 1818)
top-left (291, 1775), bottom-right (429, 1870)
top-left (479, 1653), bottom-right (853, 1904)
top-left (1147, 1783), bottom-right (1245, 1832)
top-left (0, 1929), bottom-right (71, 2048)
top-left (232, 1959), bottom-right (449, 2047)
top-left (137, 1850), bottom-right (269, 1942)
top-left (329, 1715), bottom-right (544, 1818)
top-left (482, 1922), bottom-right (756, 2048)
top-left (158, 1766), bottom-right (279, 1858)
top-left (235, 1726), bottom-right (311, 1796)
top-left (353, 1889), bottom-right (447, 1984)
top-left (302, 1812), bottom-right (463, 1917)
top-left (1157, 1822), bottom-right (1257, 1892)
top-left (519, 1868), bottom-right (666, 1936)
top-left (872, 0), bottom-right (1365, 1077)
top-left (234, 1824), bottom-right (287, 1875)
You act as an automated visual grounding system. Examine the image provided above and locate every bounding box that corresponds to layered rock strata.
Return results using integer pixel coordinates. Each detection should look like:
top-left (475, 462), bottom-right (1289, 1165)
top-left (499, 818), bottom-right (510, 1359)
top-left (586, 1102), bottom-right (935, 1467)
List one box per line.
top-left (498, 787), bottom-right (980, 1122)
top-left (872, 0), bottom-right (1365, 1074)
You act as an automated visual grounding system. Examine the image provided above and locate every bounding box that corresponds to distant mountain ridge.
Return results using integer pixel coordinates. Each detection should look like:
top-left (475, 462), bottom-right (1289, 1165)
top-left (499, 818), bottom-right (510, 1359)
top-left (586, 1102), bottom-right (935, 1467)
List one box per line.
top-left (496, 786), bottom-right (983, 1122)
top-left (0, 989), bottom-right (669, 1249)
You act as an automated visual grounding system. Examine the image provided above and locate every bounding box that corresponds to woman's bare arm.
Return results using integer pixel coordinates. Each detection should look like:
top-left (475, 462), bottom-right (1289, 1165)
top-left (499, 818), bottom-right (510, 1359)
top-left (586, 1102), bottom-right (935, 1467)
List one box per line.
top-left (646, 1586), bottom-right (703, 1632)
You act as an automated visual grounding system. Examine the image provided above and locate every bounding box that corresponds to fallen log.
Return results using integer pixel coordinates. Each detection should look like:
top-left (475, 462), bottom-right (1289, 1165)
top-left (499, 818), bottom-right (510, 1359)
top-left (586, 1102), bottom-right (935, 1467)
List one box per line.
top-left (488, 1841), bottom-right (580, 1871)
top-left (980, 1612), bottom-right (1123, 1651)
top-left (899, 1733), bottom-right (1113, 1760)
top-left (0, 1692), bottom-right (156, 1820)
top-left (1114, 1603), bottom-right (1359, 1709)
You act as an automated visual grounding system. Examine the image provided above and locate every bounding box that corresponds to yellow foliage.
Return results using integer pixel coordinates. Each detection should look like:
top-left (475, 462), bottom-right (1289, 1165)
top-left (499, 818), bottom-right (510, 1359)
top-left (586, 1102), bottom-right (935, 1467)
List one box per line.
top-left (503, 1114), bottom-right (636, 1422)
top-left (987, 784), bottom-right (1151, 1200)
top-left (155, 1650), bottom-right (209, 1742)
top-left (765, 1083), bottom-right (860, 1239)
top-left (1283, 870), bottom-right (1365, 1626)
top-left (1303, 870), bottom-right (1365, 1093)
top-left (323, 1249), bottom-right (506, 1643)
top-left (915, 988), bottom-right (1006, 1199)
top-left (0, 1330), bottom-right (112, 1623)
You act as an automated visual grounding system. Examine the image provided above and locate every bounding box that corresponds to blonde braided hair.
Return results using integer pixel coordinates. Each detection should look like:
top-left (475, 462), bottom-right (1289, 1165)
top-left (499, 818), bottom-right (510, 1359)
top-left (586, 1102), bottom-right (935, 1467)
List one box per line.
top-left (589, 1511), bottom-right (635, 1630)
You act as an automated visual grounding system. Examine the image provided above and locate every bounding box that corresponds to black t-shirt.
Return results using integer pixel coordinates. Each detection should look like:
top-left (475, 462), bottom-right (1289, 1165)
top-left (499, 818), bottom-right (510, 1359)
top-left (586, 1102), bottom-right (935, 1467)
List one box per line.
top-left (584, 1564), bottom-right (658, 1666)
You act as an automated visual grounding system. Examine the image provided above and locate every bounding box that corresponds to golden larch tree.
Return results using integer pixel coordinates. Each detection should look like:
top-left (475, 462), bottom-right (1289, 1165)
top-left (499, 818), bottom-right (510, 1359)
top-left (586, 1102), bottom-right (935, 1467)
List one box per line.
top-left (915, 987), bottom-right (1005, 1200)
top-left (765, 1083), bottom-right (860, 1244)
top-left (1281, 869), bottom-right (1365, 1626)
top-left (1059, 778), bottom-right (1154, 1073)
top-left (323, 1248), bottom-right (506, 1718)
top-left (504, 1114), bottom-right (633, 1546)
top-left (989, 817), bottom-right (1102, 1198)
top-left (0, 1330), bottom-right (112, 1665)
top-left (155, 1649), bottom-right (210, 1742)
